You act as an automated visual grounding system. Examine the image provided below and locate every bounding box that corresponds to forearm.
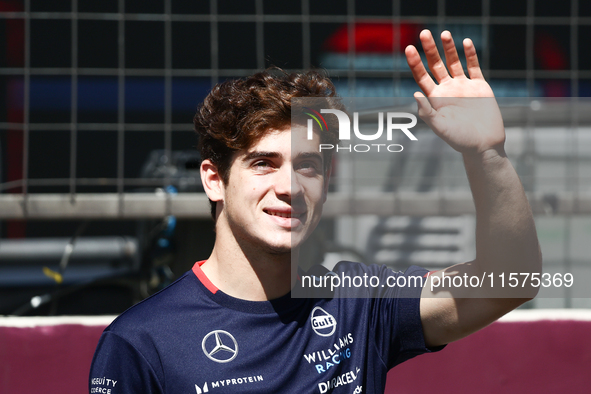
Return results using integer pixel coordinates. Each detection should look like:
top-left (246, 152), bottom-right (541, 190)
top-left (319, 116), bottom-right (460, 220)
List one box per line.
top-left (410, 31), bottom-right (545, 346)
top-left (463, 146), bottom-right (542, 286)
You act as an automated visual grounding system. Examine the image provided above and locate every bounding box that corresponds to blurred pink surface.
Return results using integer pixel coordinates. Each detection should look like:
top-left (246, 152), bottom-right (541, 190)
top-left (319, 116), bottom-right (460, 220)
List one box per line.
top-left (0, 323), bottom-right (105, 393)
top-left (0, 319), bottom-right (589, 393)
top-left (387, 320), bottom-right (590, 393)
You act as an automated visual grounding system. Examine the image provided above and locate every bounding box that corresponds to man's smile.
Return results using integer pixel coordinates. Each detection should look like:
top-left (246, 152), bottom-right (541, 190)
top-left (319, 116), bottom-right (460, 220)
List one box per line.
top-left (263, 207), bottom-right (307, 227)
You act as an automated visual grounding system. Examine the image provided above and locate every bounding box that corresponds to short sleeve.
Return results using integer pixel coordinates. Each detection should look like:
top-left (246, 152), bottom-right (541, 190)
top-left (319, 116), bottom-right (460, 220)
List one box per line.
top-left (389, 266), bottom-right (445, 367)
top-left (347, 264), bottom-right (443, 369)
top-left (89, 331), bottom-right (164, 394)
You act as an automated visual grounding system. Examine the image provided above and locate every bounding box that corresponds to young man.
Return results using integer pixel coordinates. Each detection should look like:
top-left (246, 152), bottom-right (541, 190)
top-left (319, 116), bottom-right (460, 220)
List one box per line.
top-left (89, 30), bottom-right (541, 393)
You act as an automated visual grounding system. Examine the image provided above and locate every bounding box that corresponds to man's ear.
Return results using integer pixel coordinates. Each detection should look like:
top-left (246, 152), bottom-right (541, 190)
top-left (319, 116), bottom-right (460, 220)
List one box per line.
top-left (200, 159), bottom-right (224, 202)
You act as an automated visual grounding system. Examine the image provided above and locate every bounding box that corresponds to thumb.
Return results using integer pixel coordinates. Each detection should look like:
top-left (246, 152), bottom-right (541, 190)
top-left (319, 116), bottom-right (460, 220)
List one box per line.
top-left (414, 92), bottom-right (435, 124)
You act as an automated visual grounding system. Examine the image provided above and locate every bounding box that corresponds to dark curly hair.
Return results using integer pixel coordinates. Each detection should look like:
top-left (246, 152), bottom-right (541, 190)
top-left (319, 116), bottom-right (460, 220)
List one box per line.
top-left (194, 69), bottom-right (344, 218)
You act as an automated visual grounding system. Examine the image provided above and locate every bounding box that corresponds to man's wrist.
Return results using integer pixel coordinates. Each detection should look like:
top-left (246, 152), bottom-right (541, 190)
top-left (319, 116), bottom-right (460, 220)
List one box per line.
top-left (462, 145), bottom-right (508, 167)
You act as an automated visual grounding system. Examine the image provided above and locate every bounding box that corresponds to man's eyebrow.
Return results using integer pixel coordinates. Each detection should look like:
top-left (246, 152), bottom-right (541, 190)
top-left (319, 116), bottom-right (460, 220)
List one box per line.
top-left (242, 151), bottom-right (282, 161)
top-left (295, 152), bottom-right (323, 162)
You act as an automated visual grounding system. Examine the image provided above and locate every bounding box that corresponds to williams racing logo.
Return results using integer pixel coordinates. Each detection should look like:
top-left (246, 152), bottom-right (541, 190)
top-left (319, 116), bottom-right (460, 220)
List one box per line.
top-left (310, 307), bottom-right (337, 337)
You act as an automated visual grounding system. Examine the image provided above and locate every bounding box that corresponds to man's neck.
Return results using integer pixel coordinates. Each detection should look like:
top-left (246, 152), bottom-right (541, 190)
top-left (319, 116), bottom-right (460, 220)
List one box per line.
top-left (200, 232), bottom-right (299, 302)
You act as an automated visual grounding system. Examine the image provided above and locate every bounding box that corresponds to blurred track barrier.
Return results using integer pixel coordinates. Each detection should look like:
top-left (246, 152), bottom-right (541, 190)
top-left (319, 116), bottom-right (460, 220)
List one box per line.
top-left (0, 316), bottom-right (115, 393)
top-left (1, 311), bottom-right (589, 393)
top-left (386, 309), bottom-right (591, 394)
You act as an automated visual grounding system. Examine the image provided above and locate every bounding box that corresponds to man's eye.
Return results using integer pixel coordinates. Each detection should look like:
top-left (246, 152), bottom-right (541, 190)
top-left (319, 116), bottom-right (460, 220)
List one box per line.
top-left (297, 161), bottom-right (320, 174)
top-left (253, 161), bottom-right (273, 172)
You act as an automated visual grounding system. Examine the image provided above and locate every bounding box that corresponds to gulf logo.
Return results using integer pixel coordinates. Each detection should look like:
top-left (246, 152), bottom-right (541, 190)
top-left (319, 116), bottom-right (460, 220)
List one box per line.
top-left (310, 306), bottom-right (337, 337)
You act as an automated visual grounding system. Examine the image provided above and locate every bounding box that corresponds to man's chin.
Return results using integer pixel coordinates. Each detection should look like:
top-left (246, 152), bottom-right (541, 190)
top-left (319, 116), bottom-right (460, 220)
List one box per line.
top-left (266, 239), bottom-right (305, 256)
top-left (247, 231), bottom-right (308, 255)
top-left (266, 241), bottom-right (294, 255)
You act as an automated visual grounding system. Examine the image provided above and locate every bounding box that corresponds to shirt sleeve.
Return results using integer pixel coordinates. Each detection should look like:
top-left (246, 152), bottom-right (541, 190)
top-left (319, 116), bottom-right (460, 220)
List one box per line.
top-left (89, 331), bottom-right (164, 394)
top-left (389, 265), bottom-right (445, 368)
top-left (354, 264), bottom-right (444, 369)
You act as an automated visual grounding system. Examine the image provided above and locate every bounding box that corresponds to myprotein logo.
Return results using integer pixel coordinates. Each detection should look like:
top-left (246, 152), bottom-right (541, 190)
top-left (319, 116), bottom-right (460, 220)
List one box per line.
top-left (195, 375), bottom-right (264, 393)
top-left (306, 109), bottom-right (418, 153)
top-left (310, 307), bottom-right (337, 337)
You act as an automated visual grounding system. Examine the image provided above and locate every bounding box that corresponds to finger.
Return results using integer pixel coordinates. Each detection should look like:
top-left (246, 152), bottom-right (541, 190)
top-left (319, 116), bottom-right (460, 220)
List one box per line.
top-left (441, 31), bottom-right (465, 78)
top-left (414, 92), bottom-right (435, 121)
top-left (463, 38), bottom-right (484, 80)
top-left (419, 29), bottom-right (450, 84)
top-left (405, 44), bottom-right (437, 96)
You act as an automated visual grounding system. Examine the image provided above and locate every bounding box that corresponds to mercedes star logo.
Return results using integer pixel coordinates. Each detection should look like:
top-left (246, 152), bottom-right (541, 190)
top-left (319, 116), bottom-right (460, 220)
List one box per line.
top-left (201, 330), bottom-right (238, 363)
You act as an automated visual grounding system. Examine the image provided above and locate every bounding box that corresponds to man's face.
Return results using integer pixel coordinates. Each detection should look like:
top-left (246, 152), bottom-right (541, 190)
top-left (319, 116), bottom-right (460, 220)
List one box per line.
top-left (220, 126), bottom-right (327, 254)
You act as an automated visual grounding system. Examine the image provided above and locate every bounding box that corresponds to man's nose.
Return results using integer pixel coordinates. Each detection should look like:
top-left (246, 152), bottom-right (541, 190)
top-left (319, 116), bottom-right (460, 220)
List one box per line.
top-left (274, 165), bottom-right (303, 198)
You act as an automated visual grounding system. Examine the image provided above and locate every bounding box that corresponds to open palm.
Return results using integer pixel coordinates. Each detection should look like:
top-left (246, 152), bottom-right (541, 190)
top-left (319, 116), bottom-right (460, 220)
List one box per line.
top-left (405, 30), bottom-right (505, 156)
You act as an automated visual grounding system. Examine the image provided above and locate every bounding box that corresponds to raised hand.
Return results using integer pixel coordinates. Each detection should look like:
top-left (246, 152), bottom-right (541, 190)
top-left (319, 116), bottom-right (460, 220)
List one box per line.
top-left (405, 30), bottom-right (505, 156)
